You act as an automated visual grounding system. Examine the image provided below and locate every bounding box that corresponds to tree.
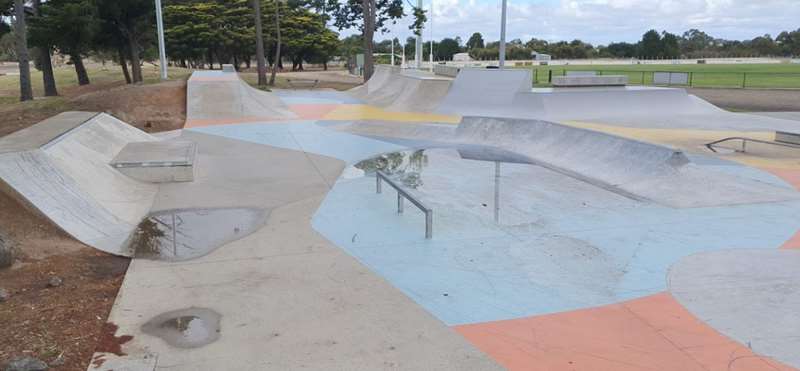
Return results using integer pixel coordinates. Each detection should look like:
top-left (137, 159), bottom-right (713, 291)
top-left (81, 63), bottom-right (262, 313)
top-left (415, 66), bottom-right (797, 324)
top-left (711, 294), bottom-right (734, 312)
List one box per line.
top-left (32, 0), bottom-right (57, 96)
top-left (661, 31), bottom-right (680, 58)
top-left (252, 0), bottom-right (267, 86)
top-left (329, 0), bottom-right (411, 81)
top-left (94, 0), bottom-right (154, 83)
top-left (777, 29), bottom-right (800, 57)
top-left (639, 29), bottom-right (661, 58)
top-left (466, 32), bottom-right (484, 50)
top-left (269, 0), bottom-right (280, 86)
top-left (13, 0), bottom-right (32, 101)
top-left (435, 37), bottom-right (460, 60)
top-left (29, 0), bottom-right (97, 85)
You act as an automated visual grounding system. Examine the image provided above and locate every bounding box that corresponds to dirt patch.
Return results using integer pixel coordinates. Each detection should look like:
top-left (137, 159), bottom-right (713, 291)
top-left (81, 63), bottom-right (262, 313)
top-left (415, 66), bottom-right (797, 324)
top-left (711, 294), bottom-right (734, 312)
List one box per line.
top-left (0, 248), bottom-right (129, 370)
top-left (0, 78), bottom-right (186, 138)
top-left (689, 88), bottom-right (800, 112)
top-left (72, 79), bottom-right (186, 133)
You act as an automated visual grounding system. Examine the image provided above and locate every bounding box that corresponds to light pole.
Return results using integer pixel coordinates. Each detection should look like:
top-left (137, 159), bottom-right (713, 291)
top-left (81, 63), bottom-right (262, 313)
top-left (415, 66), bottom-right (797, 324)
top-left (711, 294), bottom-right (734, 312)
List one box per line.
top-left (415, 0), bottom-right (422, 69)
top-left (428, 0), bottom-right (433, 72)
top-left (391, 38), bottom-right (395, 66)
top-left (499, 0), bottom-right (507, 68)
top-left (155, 0), bottom-right (168, 80)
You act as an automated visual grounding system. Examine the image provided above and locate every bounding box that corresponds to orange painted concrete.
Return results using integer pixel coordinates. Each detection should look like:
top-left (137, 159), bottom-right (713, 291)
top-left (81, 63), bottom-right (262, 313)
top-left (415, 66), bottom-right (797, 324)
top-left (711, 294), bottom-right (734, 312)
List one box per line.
top-left (455, 293), bottom-right (795, 371)
top-left (288, 104), bottom-right (340, 120)
top-left (762, 168), bottom-right (800, 249)
top-left (184, 116), bottom-right (295, 128)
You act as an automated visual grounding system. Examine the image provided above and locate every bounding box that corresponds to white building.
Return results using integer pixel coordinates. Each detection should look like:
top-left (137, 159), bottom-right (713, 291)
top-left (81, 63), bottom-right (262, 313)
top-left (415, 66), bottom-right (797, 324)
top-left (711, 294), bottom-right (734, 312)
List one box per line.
top-left (532, 51), bottom-right (551, 61)
top-left (453, 52), bottom-right (472, 62)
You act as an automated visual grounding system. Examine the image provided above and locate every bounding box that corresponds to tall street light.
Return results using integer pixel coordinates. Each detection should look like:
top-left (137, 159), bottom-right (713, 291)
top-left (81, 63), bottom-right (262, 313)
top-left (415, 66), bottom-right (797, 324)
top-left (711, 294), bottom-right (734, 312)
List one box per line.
top-left (499, 0), bottom-right (507, 68)
top-left (155, 0), bottom-right (168, 80)
top-left (415, 0), bottom-right (422, 69)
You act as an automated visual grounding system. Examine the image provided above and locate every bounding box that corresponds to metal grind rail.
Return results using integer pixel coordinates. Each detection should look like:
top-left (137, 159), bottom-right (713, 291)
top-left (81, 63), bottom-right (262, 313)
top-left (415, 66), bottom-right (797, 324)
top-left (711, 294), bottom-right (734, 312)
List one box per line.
top-left (706, 133), bottom-right (800, 153)
top-left (376, 171), bottom-right (433, 239)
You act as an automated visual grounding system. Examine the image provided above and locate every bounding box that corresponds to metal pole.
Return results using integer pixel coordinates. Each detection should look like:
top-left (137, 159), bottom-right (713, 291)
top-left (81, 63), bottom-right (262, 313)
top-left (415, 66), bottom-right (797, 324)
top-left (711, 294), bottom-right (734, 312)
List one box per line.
top-left (155, 0), bottom-right (168, 80)
top-left (397, 192), bottom-right (404, 214)
top-left (391, 39), bottom-right (395, 66)
top-left (415, 0), bottom-right (422, 69)
top-left (429, 0), bottom-right (433, 72)
top-left (494, 162), bottom-right (500, 223)
top-left (499, 0), bottom-right (507, 68)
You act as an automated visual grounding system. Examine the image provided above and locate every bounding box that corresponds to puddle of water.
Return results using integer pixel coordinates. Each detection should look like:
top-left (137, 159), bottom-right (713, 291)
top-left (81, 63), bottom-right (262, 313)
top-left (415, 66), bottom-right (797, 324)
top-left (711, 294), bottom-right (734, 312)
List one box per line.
top-left (355, 149), bottom-right (428, 189)
top-left (128, 208), bottom-right (268, 261)
top-left (141, 307), bottom-right (221, 348)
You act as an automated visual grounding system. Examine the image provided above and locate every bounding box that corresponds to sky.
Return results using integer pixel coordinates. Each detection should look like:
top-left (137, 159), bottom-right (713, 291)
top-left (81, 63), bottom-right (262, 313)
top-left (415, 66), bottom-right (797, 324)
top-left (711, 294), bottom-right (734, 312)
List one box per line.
top-left (338, 0), bottom-right (800, 45)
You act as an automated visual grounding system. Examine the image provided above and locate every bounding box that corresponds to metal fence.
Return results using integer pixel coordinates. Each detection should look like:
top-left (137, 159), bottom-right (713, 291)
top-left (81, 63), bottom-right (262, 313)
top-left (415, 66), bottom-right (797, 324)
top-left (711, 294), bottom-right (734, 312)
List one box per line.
top-left (533, 69), bottom-right (800, 89)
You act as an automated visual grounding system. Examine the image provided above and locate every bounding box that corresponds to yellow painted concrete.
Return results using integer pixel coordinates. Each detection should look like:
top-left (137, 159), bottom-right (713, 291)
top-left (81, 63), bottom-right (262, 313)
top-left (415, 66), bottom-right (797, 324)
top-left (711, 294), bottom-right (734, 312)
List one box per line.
top-left (323, 105), bottom-right (461, 124)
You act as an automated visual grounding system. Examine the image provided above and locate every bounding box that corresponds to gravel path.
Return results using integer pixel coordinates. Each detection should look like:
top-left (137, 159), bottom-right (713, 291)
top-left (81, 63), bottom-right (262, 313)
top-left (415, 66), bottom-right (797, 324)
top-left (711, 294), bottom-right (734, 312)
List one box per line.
top-left (689, 88), bottom-right (800, 112)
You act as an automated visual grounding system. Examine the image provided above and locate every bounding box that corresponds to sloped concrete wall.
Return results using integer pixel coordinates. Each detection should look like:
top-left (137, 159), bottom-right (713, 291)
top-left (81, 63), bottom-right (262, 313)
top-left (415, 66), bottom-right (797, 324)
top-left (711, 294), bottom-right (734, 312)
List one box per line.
top-left (0, 112), bottom-right (159, 255)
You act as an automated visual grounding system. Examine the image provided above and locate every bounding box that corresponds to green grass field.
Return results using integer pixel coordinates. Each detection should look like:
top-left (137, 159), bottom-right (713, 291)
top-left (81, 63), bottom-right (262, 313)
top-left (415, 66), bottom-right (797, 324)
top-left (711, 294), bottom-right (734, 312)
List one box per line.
top-left (521, 63), bottom-right (800, 88)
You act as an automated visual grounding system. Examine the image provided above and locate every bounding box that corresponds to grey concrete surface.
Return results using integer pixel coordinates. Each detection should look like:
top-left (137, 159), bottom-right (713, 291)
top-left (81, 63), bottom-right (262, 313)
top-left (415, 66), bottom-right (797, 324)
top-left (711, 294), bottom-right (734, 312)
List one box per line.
top-left (669, 249), bottom-right (800, 368)
top-left (0, 111), bottom-right (97, 154)
top-left (95, 131), bottom-right (501, 371)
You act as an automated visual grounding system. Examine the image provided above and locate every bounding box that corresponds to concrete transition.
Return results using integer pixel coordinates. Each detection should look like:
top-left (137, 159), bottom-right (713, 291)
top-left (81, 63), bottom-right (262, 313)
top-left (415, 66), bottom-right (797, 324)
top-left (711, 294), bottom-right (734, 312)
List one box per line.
top-left (186, 69), bottom-right (296, 126)
top-left (0, 112), bottom-right (158, 255)
top-left (348, 65), bottom-right (452, 113)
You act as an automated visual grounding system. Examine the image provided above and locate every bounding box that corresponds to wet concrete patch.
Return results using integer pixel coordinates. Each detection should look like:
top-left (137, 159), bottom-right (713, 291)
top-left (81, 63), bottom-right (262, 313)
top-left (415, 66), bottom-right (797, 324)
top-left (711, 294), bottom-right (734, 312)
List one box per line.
top-left (129, 208), bottom-right (268, 261)
top-left (141, 307), bottom-right (221, 348)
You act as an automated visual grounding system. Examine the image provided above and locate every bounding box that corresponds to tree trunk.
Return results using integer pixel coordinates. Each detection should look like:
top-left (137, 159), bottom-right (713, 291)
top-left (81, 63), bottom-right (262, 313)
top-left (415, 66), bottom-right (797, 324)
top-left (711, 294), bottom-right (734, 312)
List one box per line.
top-left (361, 0), bottom-right (375, 82)
top-left (128, 34), bottom-right (143, 83)
top-left (14, 0), bottom-right (33, 101)
top-left (252, 0), bottom-right (267, 86)
top-left (37, 48), bottom-right (58, 96)
top-left (323, 61), bottom-right (328, 71)
top-left (118, 48), bottom-right (132, 84)
top-left (72, 54), bottom-right (90, 85)
top-left (269, 0), bottom-right (281, 86)
top-left (33, 0), bottom-right (57, 96)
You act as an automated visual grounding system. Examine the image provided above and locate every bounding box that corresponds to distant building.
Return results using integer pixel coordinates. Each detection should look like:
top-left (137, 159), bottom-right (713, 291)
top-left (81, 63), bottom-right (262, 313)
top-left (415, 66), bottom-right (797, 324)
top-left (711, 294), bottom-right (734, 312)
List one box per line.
top-left (453, 52), bottom-right (472, 62)
top-left (531, 51), bottom-right (551, 61)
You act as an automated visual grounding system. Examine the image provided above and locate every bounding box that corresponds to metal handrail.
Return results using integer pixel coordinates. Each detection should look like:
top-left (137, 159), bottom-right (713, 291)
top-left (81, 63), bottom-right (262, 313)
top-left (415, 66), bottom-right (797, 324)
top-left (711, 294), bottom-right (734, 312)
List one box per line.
top-left (705, 137), bottom-right (800, 153)
top-left (376, 171), bottom-right (433, 239)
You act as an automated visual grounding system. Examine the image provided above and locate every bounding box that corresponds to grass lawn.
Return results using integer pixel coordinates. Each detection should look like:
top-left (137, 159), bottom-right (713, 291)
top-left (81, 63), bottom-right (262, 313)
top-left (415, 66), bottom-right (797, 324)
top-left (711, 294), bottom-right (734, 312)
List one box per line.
top-left (523, 63), bottom-right (800, 88)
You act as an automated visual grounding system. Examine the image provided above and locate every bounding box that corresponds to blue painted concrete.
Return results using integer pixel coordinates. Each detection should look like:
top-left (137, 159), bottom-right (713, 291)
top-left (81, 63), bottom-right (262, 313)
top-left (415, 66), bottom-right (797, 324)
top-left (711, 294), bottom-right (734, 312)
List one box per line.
top-left (311, 148), bottom-right (800, 325)
top-left (188, 121), bottom-right (405, 164)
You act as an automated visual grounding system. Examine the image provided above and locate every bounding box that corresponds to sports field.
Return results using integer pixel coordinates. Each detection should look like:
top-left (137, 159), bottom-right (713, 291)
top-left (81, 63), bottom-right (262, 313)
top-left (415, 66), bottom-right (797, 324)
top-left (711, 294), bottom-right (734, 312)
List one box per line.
top-left (527, 63), bottom-right (800, 88)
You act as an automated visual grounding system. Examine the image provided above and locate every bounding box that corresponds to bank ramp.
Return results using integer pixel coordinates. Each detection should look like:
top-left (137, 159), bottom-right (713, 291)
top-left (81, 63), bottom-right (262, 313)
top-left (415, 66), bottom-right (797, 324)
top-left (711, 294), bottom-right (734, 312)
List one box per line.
top-left (186, 70), bottom-right (296, 127)
top-left (0, 112), bottom-right (159, 255)
top-left (348, 65), bottom-right (452, 113)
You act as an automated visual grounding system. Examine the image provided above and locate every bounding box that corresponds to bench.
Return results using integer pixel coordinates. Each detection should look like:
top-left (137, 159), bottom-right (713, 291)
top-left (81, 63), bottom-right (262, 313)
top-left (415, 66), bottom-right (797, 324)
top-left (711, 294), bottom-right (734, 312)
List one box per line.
top-left (286, 78), bottom-right (319, 89)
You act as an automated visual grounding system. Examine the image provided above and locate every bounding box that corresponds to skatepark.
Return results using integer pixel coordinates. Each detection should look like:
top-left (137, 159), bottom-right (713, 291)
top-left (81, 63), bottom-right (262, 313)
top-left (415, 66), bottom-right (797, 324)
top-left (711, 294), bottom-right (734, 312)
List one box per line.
top-left (1, 64), bottom-right (800, 370)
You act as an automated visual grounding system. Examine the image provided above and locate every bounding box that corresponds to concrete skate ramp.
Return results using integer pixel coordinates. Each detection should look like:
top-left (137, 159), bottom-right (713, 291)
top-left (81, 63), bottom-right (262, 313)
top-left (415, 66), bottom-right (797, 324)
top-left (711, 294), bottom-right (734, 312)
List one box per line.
top-left (436, 68), bottom-right (533, 116)
top-left (0, 112), bottom-right (158, 255)
top-left (187, 70), bottom-right (296, 124)
top-left (527, 86), bottom-right (722, 120)
top-left (348, 66), bottom-right (452, 112)
top-left (347, 65), bottom-right (397, 101)
top-left (456, 117), bottom-right (798, 207)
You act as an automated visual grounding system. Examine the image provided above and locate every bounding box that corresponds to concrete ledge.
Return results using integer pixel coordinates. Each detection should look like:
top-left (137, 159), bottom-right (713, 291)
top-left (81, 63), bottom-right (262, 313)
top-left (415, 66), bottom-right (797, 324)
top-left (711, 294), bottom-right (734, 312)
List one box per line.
top-left (111, 141), bottom-right (197, 183)
top-left (552, 75), bottom-right (628, 87)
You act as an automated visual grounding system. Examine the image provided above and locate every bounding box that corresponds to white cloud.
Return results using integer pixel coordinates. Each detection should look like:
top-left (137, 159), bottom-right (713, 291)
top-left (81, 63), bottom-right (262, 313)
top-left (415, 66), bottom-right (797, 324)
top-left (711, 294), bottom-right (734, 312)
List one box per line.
top-left (340, 0), bottom-right (800, 45)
